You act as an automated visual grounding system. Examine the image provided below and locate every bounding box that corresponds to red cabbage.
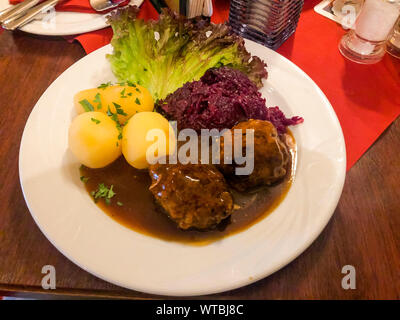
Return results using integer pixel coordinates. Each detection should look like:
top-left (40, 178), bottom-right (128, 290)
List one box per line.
top-left (158, 67), bottom-right (303, 134)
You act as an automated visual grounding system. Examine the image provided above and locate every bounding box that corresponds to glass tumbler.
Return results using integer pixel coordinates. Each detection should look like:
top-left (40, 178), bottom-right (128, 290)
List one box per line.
top-left (229, 0), bottom-right (304, 50)
top-left (386, 17), bottom-right (400, 58)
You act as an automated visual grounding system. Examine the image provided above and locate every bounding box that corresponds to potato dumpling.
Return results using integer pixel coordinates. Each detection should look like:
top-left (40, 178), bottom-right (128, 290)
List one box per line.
top-left (74, 83), bottom-right (154, 124)
top-left (122, 112), bottom-right (176, 169)
top-left (69, 112), bottom-right (122, 168)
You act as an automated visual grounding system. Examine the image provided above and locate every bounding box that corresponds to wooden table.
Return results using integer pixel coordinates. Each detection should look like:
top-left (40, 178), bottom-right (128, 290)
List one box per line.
top-left (0, 30), bottom-right (399, 300)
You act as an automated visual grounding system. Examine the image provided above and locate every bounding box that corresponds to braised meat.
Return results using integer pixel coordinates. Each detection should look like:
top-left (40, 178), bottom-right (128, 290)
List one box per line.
top-left (149, 163), bottom-right (233, 230)
top-left (218, 119), bottom-right (289, 191)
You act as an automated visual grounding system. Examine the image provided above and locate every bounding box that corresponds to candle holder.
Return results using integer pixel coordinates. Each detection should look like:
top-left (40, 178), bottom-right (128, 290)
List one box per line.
top-left (339, 0), bottom-right (400, 64)
top-left (228, 0), bottom-right (304, 50)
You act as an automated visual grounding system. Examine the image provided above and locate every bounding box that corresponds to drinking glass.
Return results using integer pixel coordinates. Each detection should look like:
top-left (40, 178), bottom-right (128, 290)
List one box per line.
top-left (229, 0), bottom-right (304, 50)
top-left (339, 0), bottom-right (400, 64)
top-left (386, 17), bottom-right (400, 58)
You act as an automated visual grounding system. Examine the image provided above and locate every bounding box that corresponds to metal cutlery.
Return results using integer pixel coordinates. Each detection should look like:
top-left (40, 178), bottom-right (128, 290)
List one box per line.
top-left (90, 0), bottom-right (144, 12)
top-left (0, 0), bottom-right (41, 24)
top-left (90, 0), bottom-right (125, 12)
top-left (0, 1), bottom-right (26, 19)
top-left (2, 0), bottom-right (60, 30)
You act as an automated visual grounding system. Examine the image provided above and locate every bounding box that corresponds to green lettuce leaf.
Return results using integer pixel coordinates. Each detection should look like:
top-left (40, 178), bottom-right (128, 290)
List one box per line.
top-left (107, 6), bottom-right (268, 100)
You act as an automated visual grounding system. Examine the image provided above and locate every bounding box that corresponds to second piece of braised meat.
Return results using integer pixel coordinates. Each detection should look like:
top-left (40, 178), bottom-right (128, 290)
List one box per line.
top-left (218, 119), bottom-right (290, 191)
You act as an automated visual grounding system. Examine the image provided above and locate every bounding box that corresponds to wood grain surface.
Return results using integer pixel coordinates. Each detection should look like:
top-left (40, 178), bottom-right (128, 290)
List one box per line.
top-left (0, 30), bottom-right (399, 300)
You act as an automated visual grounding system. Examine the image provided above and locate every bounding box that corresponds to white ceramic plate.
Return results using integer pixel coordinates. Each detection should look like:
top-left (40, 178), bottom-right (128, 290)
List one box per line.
top-left (0, 0), bottom-right (111, 36)
top-left (19, 41), bottom-right (346, 296)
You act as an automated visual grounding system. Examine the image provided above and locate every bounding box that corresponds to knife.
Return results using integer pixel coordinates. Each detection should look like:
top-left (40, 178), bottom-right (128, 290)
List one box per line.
top-left (0, 0), bottom-right (41, 24)
top-left (0, 2), bottom-right (25, 19)
top-left (2, 0), bottom-right (59, 31)
top-left (90, 0), bottom-right (144, 12)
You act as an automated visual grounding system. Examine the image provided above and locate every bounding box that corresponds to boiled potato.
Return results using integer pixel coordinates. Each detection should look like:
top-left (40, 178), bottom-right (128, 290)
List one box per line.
top-left (69, 112), bottom-right (122, 168)
top-left (74, 83), bottom-right (154, 124)
top-left (122, 112), bottom-right (176, 169)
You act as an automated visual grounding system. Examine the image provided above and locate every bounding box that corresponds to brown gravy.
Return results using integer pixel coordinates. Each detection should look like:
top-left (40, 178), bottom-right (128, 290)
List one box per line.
top-left (80, 133), bottom-right (295, 245)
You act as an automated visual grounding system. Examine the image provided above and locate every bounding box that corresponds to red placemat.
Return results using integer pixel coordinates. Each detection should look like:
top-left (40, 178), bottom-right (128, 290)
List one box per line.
top-left (51, 0), bottom-right (400, 170)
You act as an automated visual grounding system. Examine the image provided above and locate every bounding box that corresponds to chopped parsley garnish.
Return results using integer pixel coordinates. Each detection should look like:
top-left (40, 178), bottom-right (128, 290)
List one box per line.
top-left (113, 102), bottom-right (128, 116)
top-left (110, 112), bottom-right (119, 123)
top-left (135, 88), bottom-right (141, 93)
top-left (106, 105), bottom-right (113, 117)
top-left (135, 98), bottom-right (141, 105)
top-left (120, 88), bottom-right (127, 98)
top-left (98, 82), bottom-right (111, 90)
top-left (127, 92), bottom-right (133, 96)
top-left (93, 93), bottom-right (102, 109)
top-left (116, 109), bottom-right (127, 115)
top-left (107, 105), bottom-right (123, 139)
top-left (127, 81), bottom-right (136, 87)
top-left (107, 186), bottom-right (116, 198)
top-left (80, 176), bottom-right (89, 183)
top-left (117, 201), bottom-right (123, 206)
top-left (143, 68), bottom-right (148, 71)
top-left (112, 102), bottom-right (122, 109)
top-left (118, 81), bottom-right (126, 86)
top-left (79, 99), bottom-right (94, 112)
top-left (92, 183), bottom-right (116, 204)
top-left (91, 118), bottom-right (101, 124)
